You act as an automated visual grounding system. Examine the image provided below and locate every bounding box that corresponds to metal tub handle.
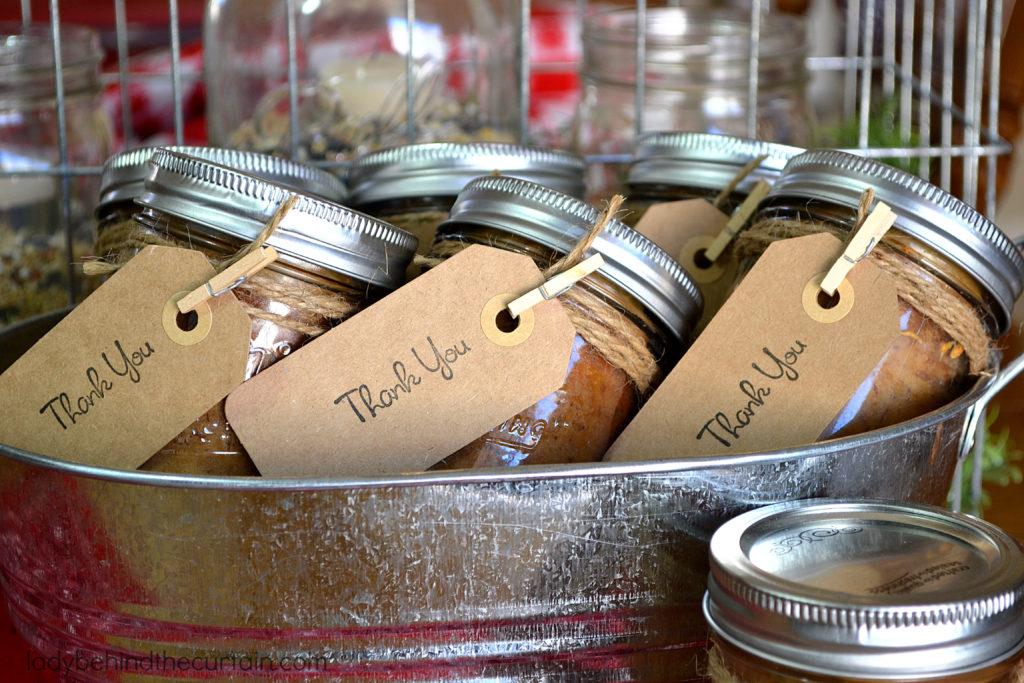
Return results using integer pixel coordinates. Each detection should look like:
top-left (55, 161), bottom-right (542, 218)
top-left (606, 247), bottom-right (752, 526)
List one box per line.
top-left (957, 236), bottom-right (1024, 463)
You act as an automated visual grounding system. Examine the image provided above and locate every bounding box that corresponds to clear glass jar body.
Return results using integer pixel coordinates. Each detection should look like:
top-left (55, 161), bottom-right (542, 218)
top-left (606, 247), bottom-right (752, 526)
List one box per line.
top-left (571, 8), bottom-right (814, 201)
top-left (0, 23), bottom-right (113, 326)
top-left (429, 224), bottom-right (675, 469)
top-left (204, 0), bottom-right (519, 162)
top-left (746, 199), bottom-right (988, 439)
top-left (709, 637), bottom-right (1024, 683)
top-left (357, 195), bottom-right (455, 257)
top-left (131, 208), bottom-right (382, 475)
top-left (621, 183), bottom-right (733, 228)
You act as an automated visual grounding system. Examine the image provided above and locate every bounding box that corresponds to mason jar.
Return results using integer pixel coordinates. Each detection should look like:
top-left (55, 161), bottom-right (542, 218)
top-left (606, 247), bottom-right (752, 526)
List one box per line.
top-left (348, 141), bottom-right (587, 271)
top-left (429, 175), bottom-right (702, 469)
top-left (622, 132), bottom-right (804, 222)
top-left (95, 145), bottom-right (349, 262)
top-left (571, 7), bottom-right (814, 200)
top-left (704, 499), bottom-right (1024, 683)
top-left (204, 0), bottom-right (520, 163)
top-left (738, 150), bottom-right (1024, 439)
top-left (122, 149), bottom-right (416, 475)
top-left (0, 23), bottom-right (113, 326)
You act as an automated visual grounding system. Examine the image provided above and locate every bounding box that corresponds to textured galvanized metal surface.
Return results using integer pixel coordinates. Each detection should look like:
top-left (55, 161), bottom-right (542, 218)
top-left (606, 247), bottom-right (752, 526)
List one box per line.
top-left (0, 311), bottom-right (989, 681)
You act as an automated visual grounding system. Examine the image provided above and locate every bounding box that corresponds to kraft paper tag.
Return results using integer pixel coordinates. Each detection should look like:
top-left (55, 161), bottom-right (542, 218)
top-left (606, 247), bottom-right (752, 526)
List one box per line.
top-left (634, 199), bottom-right (736, 334)
top-left (605, 232), bottom-right (900, 461)
top-left (225, 244), bottom-right (578, 477)
top-left (0, 246), bottom-right (251, 470)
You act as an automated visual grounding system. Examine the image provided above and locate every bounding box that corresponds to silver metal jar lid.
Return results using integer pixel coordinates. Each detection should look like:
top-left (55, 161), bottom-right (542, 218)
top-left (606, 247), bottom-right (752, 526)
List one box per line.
top-left (704, 499), bottom-right (1024, 680)
top-left (626, 132), bottom-right (804, 195)
top-left (767, 149), bottom-right (1024, 336)
top-left (347, 142), bottom-right (587, 206)
top-left (438, 175), bottom-right (703, 342)
top-left (98, 146), bottom-right (348, 213)
top-left (137, 149), bottom-right (415, 291)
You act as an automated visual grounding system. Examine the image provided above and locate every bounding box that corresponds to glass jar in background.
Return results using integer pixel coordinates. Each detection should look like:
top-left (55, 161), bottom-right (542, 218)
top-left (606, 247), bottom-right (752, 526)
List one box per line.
top-left (124, 149), bottom-right (416, 475)
top-left (572, 7), bottom-right (814, 201)
top-left (0, 23), bottom-right (113, 326)
top-left (348, 141), bottom-right (586, 272)
top-left (704, 499), bottom-right (1024, 682)
top-left (622, 132), bottom-right (804, 222)
top-left (430, 175), bottom-right (703, 469)
top-left (95, 145), bottom-right (349, 260)
top-left (204, 0), bottom-right (520, 164)
top-left (742, 150), bottom-right (1024, 440)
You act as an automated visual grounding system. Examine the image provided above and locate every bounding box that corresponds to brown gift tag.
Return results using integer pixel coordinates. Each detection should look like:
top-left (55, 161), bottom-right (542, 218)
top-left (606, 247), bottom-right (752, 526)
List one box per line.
top-left (634, 199), bottom-right (737, 334)
top-left (604, 232), bottom-right (900, 461)
top-left (0, 245), bottom-right (251, 470)
top-left (224, 244), bottom-right (577, 477)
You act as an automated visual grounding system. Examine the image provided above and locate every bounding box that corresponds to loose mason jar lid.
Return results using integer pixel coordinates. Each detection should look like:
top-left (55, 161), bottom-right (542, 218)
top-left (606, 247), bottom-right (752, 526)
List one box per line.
top-left (98, 146), bottom-right (348, 213)
top-left (768, 149), bottom-right (1024, 335)
top-left (137, 149), bottom-right (415, 290)
top-left (347, 142), bottom-right (587, 206)
top-left (704, 499), bottom-right (1024, 680)
top-left (626, 132), bottom-right (804, 194)
top-left (438, 174), bottom-right (703, 341)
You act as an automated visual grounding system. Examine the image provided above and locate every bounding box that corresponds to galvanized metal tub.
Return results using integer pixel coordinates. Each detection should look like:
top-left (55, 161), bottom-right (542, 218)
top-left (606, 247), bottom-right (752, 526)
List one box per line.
top-left (0, 310), bottom-right (1019, 681)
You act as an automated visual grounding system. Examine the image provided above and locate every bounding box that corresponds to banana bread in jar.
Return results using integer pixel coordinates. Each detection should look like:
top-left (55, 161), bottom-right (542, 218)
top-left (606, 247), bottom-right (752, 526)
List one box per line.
top-left (347, 142), bottom-right (587, 276)
top-left (121, 149), bottom-right (415, 475)
top-left (622, 132), bottom-right (803, 224)
top-left (429, 175), bottom-right (703, 469)
top-left (704, 499), bottom-right (1024, 683)
top-left (736, 150), bottom-right (1024, 439)
top-left (94, 145), bottom-right (348, 262)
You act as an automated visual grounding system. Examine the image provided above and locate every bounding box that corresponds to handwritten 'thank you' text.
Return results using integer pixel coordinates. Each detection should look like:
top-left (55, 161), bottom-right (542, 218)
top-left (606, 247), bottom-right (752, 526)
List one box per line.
top-left (696, 340), bottom-right (807, 448)
top-left (39, 339), bottom-right (155, 430)
top-left (335, 336), bottom-right (471, 423)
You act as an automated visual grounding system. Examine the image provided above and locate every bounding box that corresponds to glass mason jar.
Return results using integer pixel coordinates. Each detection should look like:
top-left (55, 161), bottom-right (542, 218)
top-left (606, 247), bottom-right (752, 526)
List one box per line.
top-left (0, 23), bottom-right (113, 326)
top-left (124, 149), bottom-right (416, 475)
top-left (348, 141), bottom-right (586, 270)
top-left (704, 499), bottom-right (1024, 683)
top-left (204, 0), bottom-right (520, 164)
top-left (572, 7), bottom-right (814, 201)
top-left (622, 132), bottom-right (804, 222)
top-left (95, 145), bottom-right (349, 261)
top-left (429, 175), bottom-right (703, 469)
top-left (741, 150), bottom-right (1024, 439)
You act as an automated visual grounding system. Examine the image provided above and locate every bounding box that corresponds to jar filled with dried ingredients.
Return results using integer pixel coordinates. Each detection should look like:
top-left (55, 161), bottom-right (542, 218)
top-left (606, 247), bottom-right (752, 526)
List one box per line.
top-left (204, 0), bottom-right (520, 163)
top-left (1, 23), bottom-right (113, 326)
top-left (704, 499), bottom-right (1024, 683)
top-left (737, 150), bottom-right (1024, 439)
top-left (622, 132), bottom-right (803, 223)
top-left (118, 149), bottom-right (416, 475)
top-left (348, 141), bottom-right (587, 269)
top-left (429, 175), bottom-right (702, 469)
top-left (95, 145), bottom-right (349, 261)
top-left (572, 7), bottom-right (813, 200)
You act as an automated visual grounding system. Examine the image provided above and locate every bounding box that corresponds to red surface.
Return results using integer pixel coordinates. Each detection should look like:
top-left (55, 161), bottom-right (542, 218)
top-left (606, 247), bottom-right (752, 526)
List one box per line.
top-left (0, 589), bottom-right (56, 683)
top-left (0, 1), bottom-right (205, 27)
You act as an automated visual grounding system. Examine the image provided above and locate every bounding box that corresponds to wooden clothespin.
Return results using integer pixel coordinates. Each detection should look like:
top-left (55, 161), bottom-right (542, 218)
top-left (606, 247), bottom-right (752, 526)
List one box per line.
top-left (819, 202), bottom-right (896, 296)
top-left (703, 180), bottom-right (771, 263)
top-left (177, 245), bottom-right (280, 314)
top-left (507, 253), bottom-right (605, 319)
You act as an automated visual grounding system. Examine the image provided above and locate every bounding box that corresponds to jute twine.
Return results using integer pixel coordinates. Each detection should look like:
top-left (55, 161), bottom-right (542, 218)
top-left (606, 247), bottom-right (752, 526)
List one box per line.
top-left (704, 644), bottom-right (742, 683)
top-left (733, 189), bottom-right (991, 374)
top-left (86, 200), bottom-right (359, 336)
top-left (712, 154), bottom-right (769, 210)
top-left (420, 195), bottom-right (661, 393)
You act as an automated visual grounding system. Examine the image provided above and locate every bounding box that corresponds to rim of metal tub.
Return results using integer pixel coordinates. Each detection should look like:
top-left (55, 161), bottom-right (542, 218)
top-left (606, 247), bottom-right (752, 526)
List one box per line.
top-left (0, 310), bottom-right (1021, 492)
